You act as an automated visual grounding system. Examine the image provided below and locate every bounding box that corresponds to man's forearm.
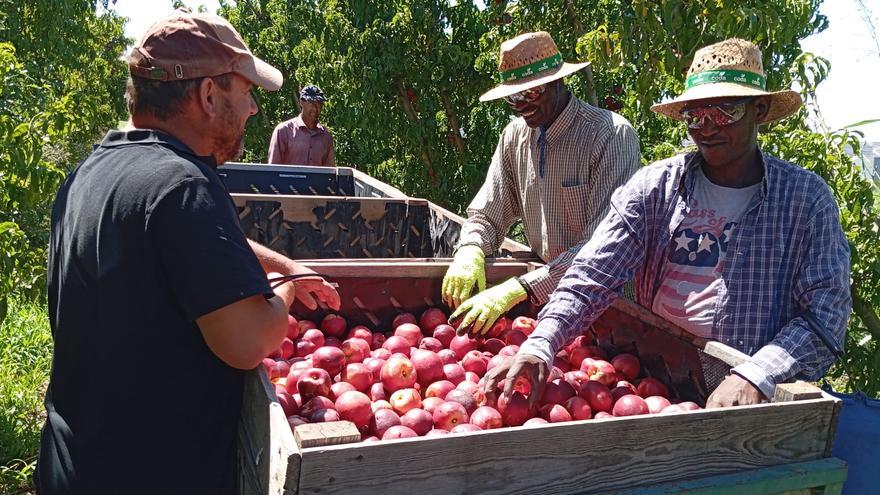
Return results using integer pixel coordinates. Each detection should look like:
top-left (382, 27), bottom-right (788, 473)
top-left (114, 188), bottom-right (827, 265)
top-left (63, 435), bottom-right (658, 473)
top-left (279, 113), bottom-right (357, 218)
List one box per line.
top-left (457, 217), bottom-right (502, 256)
top-left (248, 240), bottom-right (314, 275)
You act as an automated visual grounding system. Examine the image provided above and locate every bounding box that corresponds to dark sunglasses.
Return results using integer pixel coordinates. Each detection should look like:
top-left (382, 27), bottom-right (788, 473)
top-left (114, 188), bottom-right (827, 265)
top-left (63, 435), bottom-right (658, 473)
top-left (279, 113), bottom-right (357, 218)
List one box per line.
top-left (680, 97), bottom-right (754, 129)
top-left (503, 84), bottom-right (547, 105)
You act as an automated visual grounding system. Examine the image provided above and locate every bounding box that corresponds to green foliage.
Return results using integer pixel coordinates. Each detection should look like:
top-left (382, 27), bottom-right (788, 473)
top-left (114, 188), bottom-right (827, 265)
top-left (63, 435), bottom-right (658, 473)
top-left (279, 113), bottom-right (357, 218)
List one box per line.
top-left (0, 1), bottom-right (129, 316)
top-left (224, 0), bottom-right (878, 396)
top-left (220, 0), bottom-right (509, 210)
top-left (0, 298), bottom-right (52, 492)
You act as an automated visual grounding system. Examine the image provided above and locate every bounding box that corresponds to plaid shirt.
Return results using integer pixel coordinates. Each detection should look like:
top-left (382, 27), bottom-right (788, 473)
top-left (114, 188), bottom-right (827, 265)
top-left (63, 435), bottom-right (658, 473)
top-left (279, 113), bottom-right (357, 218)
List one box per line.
top-left (458, 96), bottom-right (641, 304)
top-left (520, 151), bottom-right (851, 397)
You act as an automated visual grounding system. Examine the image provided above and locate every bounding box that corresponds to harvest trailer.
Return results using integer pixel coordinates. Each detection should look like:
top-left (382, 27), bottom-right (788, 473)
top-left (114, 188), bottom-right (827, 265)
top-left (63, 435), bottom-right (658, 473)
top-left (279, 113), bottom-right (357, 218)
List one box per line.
top-left (221, 164), bottom-right (846, 494)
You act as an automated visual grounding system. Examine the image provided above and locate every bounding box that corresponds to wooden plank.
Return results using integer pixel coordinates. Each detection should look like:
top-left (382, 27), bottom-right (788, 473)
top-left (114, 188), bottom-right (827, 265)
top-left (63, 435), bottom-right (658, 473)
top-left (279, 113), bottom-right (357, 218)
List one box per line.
top-left (702, 340), bottom-right (750, 368)
top-left (774, 382), bottom-right (824, 403)
top-left (294, 398), bottom-right (837, 495)
top-left (282, 426), bottom-right (303, 495)
top-left (293, 421), bottom-right (361, 448)
top-left (238, 369), bottom-right (272, 495)
top-left (822, 390), bottom-right (842, 459)
top-left (239, 369), bottom-right (300, 495)
top-left (299, 259), bottom-right (532, 281)
top-left (614, 457), bottom-right (847, 494)
top-left (268, 397), bottom-right (298, 495)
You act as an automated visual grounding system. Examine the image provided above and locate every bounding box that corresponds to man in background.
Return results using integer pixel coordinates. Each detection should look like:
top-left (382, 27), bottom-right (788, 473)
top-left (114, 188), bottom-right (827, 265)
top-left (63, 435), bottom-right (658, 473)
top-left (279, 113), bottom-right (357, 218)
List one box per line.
top-left (268, 84), bottom-right (336, 166)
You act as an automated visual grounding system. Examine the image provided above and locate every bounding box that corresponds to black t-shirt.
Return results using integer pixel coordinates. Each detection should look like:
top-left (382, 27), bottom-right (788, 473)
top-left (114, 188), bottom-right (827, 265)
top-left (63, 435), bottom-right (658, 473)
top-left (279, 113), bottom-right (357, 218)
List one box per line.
top-left (37, 130), bottom-right (272, 495)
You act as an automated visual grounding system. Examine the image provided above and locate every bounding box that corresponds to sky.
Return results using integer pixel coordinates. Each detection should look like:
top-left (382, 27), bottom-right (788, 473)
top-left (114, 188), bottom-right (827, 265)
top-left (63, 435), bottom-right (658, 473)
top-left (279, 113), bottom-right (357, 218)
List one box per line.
top-left (111, 0), bottom-right (880, 145)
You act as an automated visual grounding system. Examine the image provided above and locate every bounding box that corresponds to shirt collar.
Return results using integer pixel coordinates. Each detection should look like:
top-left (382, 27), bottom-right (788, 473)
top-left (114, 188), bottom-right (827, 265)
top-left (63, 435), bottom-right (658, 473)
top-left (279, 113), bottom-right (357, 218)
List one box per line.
top-left (294, 115), bottom-right (326, 132)
top-left (100, 129), bottom-right (218, 168)
top-left (679, 149), bottom-right (771, 200)
top-left (543, 94), bottom-right (579, 143)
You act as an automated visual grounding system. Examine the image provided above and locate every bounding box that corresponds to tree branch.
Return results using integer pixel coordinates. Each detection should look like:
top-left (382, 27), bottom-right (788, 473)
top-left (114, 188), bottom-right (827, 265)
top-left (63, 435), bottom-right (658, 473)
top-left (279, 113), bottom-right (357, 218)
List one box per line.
top-left (394, 81), bottom-right (439, 187)
top-left (565, 0), bottom-right (585, 35)
top-left (439, 90), bottom-right (466, 156)
top-left (851, 287), bottom-right (880, 340)
top-left (582, 64), bottom-right (598, 107)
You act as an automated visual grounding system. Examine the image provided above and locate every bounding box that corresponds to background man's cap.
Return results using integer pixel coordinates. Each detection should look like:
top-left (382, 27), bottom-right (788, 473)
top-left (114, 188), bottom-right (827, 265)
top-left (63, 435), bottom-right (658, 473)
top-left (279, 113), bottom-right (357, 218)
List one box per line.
top-left (300, 85), bottom-right (327, 102)
top-left (128, 10), bottom-right (283, 91)
top-left (651, 38), bottom-right (802, 123)
top-left (479, 31), bottom-right (590, 102)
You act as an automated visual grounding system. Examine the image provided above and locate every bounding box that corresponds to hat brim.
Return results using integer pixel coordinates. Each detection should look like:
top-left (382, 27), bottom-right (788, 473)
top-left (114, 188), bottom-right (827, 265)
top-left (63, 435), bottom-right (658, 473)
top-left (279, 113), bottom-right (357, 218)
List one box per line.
top-left (479, 61), bottom-right (590, 102)
top-left (650, 82), bottom-right (803, 123)
top-left (235, 55), bottom-right (284, 91)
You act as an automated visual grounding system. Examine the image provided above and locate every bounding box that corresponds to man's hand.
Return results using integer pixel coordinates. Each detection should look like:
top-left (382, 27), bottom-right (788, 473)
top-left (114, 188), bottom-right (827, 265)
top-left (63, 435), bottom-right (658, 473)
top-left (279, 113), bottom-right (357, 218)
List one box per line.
top-left (482, 353), bottom-right (548, 410)
top-left (448, 278), bottom-right (527, 336)
top-left (248, 240), bottom-right (342, 311)
top-left (292, 276), bottom-right (341, 311)
top-left (706, 374), bottom-right (765, 408)
top-left (441, 245), bottom-right (486, 309)
top-left (275, 264), bottom-right (341, 311)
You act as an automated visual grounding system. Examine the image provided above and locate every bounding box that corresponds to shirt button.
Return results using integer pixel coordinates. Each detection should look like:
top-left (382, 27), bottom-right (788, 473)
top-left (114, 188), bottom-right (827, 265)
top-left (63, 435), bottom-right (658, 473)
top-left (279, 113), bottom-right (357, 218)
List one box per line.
top-left (738, 340), bottom-right (744, 346)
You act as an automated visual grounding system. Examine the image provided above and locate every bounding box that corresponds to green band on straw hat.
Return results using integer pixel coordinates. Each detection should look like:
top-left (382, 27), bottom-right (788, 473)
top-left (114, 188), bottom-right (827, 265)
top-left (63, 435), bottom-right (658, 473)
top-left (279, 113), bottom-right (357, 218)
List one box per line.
top-left (498, 53), bottom-right (563, 83)
top-left (685, 69), bottom-right (766, 90)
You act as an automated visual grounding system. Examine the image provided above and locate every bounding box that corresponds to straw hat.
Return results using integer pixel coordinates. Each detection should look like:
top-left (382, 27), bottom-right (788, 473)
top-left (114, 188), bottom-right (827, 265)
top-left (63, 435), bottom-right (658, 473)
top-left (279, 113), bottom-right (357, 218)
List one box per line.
top-left (651, 38), bottom-right (802, 123)
top-left (479, 31), bottom-right (590, 102)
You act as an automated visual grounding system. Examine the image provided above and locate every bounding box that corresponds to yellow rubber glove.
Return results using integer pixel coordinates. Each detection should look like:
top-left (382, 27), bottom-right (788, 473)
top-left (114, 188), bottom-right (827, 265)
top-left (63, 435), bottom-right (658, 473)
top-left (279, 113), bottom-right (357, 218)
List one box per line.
top-left (441, 245), bottom-right (486, 309)
top-left (449, 278), bottom-right (527, 337)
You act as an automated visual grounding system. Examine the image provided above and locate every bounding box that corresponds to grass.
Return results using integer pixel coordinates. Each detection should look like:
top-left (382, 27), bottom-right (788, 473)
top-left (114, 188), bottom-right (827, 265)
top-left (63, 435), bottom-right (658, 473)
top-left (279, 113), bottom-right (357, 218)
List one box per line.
top-left (0, 297), bottom-right (52, 495)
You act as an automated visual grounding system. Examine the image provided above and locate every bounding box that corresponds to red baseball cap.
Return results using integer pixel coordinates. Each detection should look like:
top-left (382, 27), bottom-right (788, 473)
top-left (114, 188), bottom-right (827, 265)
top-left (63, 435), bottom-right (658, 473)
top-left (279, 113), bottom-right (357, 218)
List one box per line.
top-left (128, 10), bottom-right (283, 91)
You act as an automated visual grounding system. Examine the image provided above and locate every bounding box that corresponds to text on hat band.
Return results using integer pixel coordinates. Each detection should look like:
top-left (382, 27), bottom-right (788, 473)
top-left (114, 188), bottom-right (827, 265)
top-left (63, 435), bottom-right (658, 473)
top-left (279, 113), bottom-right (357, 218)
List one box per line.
top-left (685, 69), bottom-right (766, 91)
top-left (498, 53), bottom-right (563, 83)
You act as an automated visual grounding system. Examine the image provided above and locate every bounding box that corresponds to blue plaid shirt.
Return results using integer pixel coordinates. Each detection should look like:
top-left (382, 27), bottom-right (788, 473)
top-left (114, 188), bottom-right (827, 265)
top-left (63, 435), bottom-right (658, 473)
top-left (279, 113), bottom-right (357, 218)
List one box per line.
top-left (520, 151), bottom-right (851, 397)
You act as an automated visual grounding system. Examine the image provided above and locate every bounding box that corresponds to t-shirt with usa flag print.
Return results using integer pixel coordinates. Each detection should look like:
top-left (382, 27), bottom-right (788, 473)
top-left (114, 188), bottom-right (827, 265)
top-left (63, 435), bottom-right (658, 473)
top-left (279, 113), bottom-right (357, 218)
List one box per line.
top-left (652, 168), bottom-right (761, 337)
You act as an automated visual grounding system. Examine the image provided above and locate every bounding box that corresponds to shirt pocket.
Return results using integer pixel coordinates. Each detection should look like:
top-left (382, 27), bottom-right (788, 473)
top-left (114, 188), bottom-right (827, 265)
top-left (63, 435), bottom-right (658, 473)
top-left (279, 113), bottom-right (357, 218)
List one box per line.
top-left (560, 183), bottom-right (592, 244)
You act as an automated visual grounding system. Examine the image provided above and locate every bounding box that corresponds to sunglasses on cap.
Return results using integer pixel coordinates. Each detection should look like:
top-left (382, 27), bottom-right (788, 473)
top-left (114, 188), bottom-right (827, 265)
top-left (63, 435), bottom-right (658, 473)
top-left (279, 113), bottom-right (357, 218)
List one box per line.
top-left (680, 97), bottom-right (755, 129)
top-left (503, 84), bottom-right (547, 105)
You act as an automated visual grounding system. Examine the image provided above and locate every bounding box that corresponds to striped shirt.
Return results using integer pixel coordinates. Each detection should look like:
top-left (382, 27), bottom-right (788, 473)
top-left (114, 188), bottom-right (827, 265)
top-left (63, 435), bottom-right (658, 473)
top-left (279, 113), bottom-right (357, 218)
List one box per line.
top-left (457, 96), bottom-right (641, 304)
top-left (520, 151), bottom-right (851, 397)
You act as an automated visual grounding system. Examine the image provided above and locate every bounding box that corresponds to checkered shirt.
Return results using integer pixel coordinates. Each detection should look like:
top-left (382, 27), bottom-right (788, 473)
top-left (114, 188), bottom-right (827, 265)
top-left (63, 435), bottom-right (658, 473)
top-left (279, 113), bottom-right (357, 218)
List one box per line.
top-left (457, 96), bottom-right (641, 304)
top-left (520, 151), bottom-right (852, 397)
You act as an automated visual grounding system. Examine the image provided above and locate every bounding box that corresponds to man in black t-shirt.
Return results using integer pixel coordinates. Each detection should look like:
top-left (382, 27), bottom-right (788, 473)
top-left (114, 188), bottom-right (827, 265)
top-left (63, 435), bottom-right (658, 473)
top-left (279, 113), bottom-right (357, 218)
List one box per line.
top-left (36, 11), bottom-right (340, 495)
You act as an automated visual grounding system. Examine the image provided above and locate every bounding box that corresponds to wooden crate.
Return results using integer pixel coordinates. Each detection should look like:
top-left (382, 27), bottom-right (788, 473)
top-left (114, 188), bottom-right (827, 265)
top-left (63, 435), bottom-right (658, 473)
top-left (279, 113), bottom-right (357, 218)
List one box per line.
top-left (238, 260), bottom-right (844, 495)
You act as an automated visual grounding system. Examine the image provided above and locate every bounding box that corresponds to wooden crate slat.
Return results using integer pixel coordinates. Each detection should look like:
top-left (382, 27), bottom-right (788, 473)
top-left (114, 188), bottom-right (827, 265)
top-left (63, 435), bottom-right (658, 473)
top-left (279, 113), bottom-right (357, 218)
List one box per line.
top-left (239, 370), bottom-right (300, 495)
top-left (293, 421), bottom-right (361, 448)
top-left (613, 457), bottom-right (847, 495)
top-left (293, 399), bottom-right (836, 495)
